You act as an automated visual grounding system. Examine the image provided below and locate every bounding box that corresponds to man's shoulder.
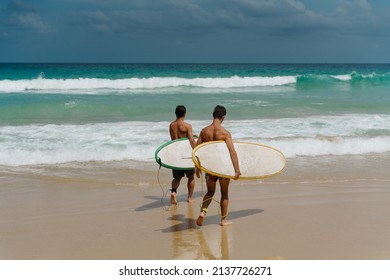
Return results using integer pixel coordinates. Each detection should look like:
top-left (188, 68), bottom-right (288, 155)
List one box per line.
top-left (221, 126), bottom-right (231, 135)
top-left (184, 122), bottom-right (193, 128)
top-left (216, 127), bottom-right (232, 140)
top-left (200, 125), bottom-right (211, 134)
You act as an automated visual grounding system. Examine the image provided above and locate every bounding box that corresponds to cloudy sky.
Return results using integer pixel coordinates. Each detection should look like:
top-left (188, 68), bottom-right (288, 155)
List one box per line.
top-left (1, 0), bottom-right (390, 63)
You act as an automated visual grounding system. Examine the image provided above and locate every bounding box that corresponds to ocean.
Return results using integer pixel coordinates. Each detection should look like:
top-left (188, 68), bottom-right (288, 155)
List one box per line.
top-left (1, 63), bottom-right (390, 166)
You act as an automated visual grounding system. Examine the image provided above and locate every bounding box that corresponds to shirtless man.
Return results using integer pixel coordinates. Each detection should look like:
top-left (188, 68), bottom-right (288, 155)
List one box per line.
top-left (195, 105), bottom-right (240, 226)
top-left (169, 105), bottom-right (196, 204)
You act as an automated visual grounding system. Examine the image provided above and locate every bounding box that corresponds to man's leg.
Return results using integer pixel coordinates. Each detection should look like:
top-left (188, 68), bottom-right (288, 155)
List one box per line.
top-left (187, 173), bottom-right (195, 203)
top-left (197, 177), bottom-right (216, 226)
top-left (171, 177), bottom-right (181, 205)
top-left (220, 178), bottom-right (232, 226)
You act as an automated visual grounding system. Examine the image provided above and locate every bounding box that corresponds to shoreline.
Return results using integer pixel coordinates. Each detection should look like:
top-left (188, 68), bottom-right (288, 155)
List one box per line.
top-left (1, 154), bottom-right (390, 260)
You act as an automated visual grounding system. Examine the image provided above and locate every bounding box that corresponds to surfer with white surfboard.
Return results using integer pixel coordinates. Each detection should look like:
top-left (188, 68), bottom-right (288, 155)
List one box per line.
top-left (195, 105), bottom-right (241, 227)
top-left (156, 104), bottom-right (285, 222)
top-left (169, 105), bottom-right (197, 204)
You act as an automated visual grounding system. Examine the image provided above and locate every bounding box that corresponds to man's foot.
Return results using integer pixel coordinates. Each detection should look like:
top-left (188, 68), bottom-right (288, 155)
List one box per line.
top-left (170, 191), bottom-right (177, 205)
top-left (221, 219), bottom-right (233, 226)
top-left (187, 197), bottom-right (194, 203)
top-left (196, 215), bottom-right (204, 226)
top-left (196, 210), bottom-right (207, 226)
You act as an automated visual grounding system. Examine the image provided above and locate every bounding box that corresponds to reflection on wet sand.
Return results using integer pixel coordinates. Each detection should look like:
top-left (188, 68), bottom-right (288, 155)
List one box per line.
top-left (161, 195), bottom-right (264, 259)
top-left (168, 204), bottom-right (233, 259)
top-left (196, 227), bottom-right (231, 260)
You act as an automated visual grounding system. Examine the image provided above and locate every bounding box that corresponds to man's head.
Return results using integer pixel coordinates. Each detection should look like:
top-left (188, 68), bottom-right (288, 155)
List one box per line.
top-left (213, 105), bottom-right (226, 120)
top-left (175, 105), bottom-right (186, 118)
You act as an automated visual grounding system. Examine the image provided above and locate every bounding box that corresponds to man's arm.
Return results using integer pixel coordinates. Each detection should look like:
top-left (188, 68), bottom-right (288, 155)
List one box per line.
top-left (224, 134), bottom-right (241, 180)
top-left (186, 124), bottom-right (196, 148)
top-left (194, 131), bottom-right (204, 178)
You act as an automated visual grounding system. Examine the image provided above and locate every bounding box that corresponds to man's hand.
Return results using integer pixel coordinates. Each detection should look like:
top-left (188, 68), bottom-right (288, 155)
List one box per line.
top-left (233, 170), bottom-right (241, 180)
top-left (195, 167), bottom-right (201, 178)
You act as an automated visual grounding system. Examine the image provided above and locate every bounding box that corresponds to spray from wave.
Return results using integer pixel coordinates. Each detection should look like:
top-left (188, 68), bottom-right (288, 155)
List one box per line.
top-left (0, 76), bottom-right (296, 93)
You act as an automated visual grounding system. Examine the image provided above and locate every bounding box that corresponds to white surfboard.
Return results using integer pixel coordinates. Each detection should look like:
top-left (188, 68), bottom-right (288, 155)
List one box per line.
top-left (192, 141), bottom-right (286, 180)
top-left (155, 138), bottom-right (195, 170)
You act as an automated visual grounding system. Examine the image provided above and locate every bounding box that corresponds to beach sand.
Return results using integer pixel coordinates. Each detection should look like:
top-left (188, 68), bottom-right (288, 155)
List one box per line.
top-left (1, 154), bottom-right (390, 260)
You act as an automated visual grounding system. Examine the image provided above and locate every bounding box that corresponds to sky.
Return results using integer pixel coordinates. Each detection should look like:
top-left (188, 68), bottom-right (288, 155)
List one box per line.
top-left (1, 0), bottom-right (390, 63)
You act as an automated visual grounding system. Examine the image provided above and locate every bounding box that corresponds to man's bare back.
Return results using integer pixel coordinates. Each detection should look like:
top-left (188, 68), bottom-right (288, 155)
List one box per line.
top-left (169, 119), bottom-right (195, 143)
top-left (169, 105), bottom-right (196, 204)
top-left (196, 119), bottom-right (239, 180)
top-left (198, 122), bottom-right (230, 143)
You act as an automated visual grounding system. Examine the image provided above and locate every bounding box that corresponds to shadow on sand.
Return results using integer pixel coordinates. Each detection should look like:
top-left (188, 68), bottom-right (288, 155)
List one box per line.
top-left (159, 208), bottom-right (264, 233)
top-left (134, 191), bottom-right (204, 211)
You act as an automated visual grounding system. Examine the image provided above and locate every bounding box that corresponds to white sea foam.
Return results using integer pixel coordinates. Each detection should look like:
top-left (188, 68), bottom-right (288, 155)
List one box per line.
top-left (226, 114), bottom-right (390, 139)
top-left (263, 136), bottom-right (390, 157)
top-left (0, 76), bottom-right (297, 93)
top-left (331, 74), bottom-right (352, 81)
top-left (0, 122), bottom-right (169, 166)
top-left (1, 114), bottom-right (390, 166)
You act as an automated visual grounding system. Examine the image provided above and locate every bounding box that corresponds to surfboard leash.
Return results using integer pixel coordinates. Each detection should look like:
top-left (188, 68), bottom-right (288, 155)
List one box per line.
top-left (157, 157), bottom-right (179, 211)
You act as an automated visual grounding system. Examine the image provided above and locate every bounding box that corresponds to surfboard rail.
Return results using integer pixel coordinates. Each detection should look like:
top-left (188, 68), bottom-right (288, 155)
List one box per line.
top-left (192, 140), bottom-right (286, 180)
top-left (155, 137), bottom-right (196, 170)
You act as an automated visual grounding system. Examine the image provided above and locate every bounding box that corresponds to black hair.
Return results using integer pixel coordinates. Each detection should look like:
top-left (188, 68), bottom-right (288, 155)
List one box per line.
top-left (213, 105), bottom-right (226, 119)
top-left (175, 105), bottom-right (186, 118)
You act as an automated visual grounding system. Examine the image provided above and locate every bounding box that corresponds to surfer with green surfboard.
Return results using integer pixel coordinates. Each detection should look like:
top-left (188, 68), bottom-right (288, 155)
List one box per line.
top-left (195, 105), bottom-right (241, 226)
top-left (169, 105), bottom-right (197, 204)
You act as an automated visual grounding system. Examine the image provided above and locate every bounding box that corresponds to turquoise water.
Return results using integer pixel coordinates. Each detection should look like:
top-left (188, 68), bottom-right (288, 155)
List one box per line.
top-left (1, 63), bottom-right (390, 165)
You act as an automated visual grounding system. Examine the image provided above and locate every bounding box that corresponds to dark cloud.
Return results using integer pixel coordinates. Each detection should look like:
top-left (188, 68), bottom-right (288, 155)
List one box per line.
top-left (2, 0), bottom-right (51, 33)
top-left (8, 0), bottom-right (36, 12)
top-left (1, 0), bottom-right (390, 62)
top-left (76, 0), bottom-right (387, 38)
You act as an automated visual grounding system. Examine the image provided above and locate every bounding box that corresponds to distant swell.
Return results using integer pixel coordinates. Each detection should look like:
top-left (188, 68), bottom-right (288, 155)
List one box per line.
top-left (1, 71), bottom-right (389, 93)
top-left (0, 76), bottom-right (296, 93)
top-left (297, 71), bottom-right (390, 84)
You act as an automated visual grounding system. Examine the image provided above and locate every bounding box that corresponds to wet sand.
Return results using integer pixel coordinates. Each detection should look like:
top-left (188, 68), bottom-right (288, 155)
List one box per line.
top-left (1, 154), bottom-right (390, 260)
